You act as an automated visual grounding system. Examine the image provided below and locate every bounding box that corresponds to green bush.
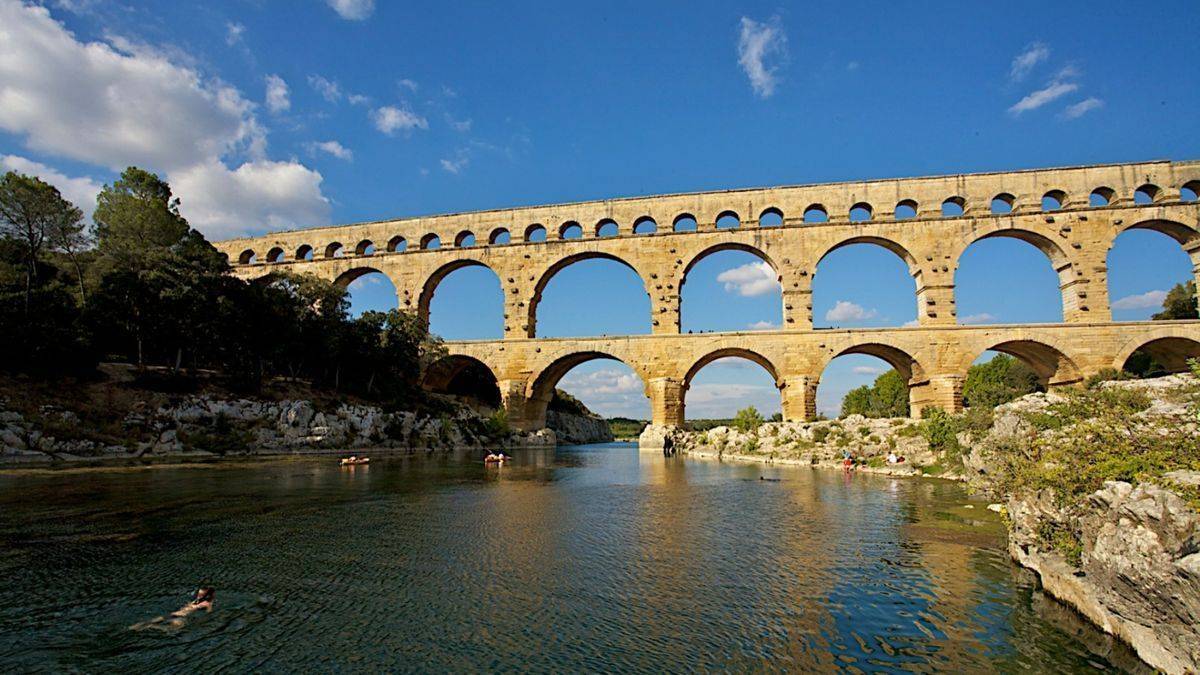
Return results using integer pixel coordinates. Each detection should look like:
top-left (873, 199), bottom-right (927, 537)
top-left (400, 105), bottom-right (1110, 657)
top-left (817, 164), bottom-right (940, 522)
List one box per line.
top-left (484, 409), bottom-right (511, 437)
top-left (732, 406), bottom-right (764, 432)
top-left (812, 426), bottom-right (831, 443)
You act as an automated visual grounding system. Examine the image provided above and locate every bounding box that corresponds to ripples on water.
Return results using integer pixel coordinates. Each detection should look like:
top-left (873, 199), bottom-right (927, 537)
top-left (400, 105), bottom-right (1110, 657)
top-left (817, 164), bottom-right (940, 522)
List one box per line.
top-left (0, 443), bottom-right (1147, 672)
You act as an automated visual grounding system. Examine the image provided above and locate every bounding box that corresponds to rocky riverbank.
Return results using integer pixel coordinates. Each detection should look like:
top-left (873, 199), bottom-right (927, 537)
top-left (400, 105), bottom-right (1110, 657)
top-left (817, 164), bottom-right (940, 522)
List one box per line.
top-left (640, 373), bottom-right (1200, 673)
top-left (546, 409), bottom-right (614, 445)
top-left (0, 394), bottom-right (559, 464)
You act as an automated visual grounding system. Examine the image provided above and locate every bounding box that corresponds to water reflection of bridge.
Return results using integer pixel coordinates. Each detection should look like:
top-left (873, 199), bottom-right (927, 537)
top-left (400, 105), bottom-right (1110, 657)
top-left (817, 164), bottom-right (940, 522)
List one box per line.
top-left (217, 160), bottom-right (1200, 430)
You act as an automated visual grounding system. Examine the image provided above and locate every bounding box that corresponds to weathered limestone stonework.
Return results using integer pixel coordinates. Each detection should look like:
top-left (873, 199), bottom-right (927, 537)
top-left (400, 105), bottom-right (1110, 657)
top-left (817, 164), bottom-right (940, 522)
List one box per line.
top-left (216, 160), bottom-right (1200, 430)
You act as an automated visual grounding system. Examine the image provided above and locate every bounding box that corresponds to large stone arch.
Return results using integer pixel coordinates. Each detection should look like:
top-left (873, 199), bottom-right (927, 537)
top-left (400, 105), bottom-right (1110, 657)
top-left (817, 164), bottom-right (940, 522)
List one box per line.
top-left (422, 354), bottom-right (502, 410)
top-left (678, 242), bottom-right (784, 329)
top-left (333, 266), bottom-right (390, 288)
top-left (1113, 329), bottom-right (1200, 374)
top-left (680, 347), bottom-right (783, 421)
top-left (526, 252), bottom-right (649, 338)
top-left (811, 235), bottom-right (922, 326)
top-left (416, 258), bottom-right (501, 327)
top-left (1112, 218), bottom-right (1200, 315)
top-left (815, 341), bottom-right (931, 419)
top-left (683, 347), bottom-right (781, 388)
top-left (523, 350), bottom-right (647, 430)
top-left (953, 226), bottom-right (1081, 322)
top-left (958, 339), bottom-right (1083, 389)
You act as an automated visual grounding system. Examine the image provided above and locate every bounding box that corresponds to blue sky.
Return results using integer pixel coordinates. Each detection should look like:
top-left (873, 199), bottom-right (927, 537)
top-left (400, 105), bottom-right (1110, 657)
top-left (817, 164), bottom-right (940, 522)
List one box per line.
top-left (1, 0), bottom-right (1197, 418)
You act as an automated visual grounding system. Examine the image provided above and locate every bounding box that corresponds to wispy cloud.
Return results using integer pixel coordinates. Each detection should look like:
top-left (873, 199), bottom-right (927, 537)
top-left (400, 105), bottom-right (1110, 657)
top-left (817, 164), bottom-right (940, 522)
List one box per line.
top-left (747, 320), bottom-right (775, 330)
top-left (1009, 79), bottom-right (1078, 115)
top-left (305, 140), bottom-right (353, 161)
top-left (716, 261), bottom-right (780, 297)
top-left (224, 21), bottom-right (245, 46)
top-left (397, 78), bottom-right (418, 92)
top-left (1009, 42), bottom-right (1049, 81)
top-left (1062, 96), bottom-right (1103, 119)
top-left (445, 113), bottom-right (472, 132)
top-left (325, 0), bottom-right (374, 21)
top-left (737, 16), bottom-right (786, 99)
top-left (1112, 290), bottom-right (1167, 310)
top-left (308, 74), bottom-right (342, 102)
top-left (371, 105), bottom-right (427, 135)
top-left (440, 149), bottom-right (469, 174)
top-left (825, 301), bottom-right (877, 323)
top-left (852, 365), bottom-right (884, 375)
top-left (264, 74), bottom-right (289, 114)
top-left (959, 312), bottom-right (997, 325)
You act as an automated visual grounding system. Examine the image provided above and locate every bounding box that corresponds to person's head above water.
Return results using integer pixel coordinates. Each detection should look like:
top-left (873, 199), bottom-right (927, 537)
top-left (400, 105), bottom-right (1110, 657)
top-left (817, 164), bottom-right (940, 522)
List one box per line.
top-left (194, 587), bottom-right (215, 604)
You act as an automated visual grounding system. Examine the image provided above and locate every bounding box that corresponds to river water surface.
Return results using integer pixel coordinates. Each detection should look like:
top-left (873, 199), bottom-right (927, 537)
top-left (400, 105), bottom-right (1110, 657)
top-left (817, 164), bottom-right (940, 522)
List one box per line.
top-left (0, 442), bottom-right (1147, 672)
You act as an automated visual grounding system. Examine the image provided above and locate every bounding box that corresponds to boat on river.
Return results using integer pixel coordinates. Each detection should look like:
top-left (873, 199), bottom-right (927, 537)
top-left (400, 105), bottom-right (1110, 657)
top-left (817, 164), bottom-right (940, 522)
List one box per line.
top-left (340, 457), bottom-right (369, 466)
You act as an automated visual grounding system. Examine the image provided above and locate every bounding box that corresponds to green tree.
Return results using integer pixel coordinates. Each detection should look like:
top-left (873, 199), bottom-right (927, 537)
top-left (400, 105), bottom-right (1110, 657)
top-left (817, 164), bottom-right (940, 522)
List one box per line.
top-left (1152, 281), bottom-right (1198, 320)
top-left (0, 171), bottom-right (85, 312)
top-left (732, 406), bottom-right (764, 432)
top-left (962, 354), bottom-right (1041, 409)
top-left (841, 369), bottom-right (909, 418)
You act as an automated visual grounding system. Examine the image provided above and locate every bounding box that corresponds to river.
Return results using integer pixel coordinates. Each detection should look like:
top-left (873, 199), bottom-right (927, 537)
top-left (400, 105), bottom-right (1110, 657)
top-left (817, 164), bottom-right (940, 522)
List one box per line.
top-left (0, 442), bottom-right (1148, 672)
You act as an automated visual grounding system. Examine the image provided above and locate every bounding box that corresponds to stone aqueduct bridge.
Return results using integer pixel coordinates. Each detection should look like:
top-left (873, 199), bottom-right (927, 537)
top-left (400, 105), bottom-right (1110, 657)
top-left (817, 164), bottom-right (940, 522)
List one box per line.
top-left (216, 159), bottom-right (1200, 430)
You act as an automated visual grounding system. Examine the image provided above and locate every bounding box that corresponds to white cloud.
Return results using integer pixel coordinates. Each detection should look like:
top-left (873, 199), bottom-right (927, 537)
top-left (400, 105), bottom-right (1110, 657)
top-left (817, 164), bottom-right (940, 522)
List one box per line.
top-left (171, 159), bottom-right (330, 238)
top-left (0, 154), bottom-right (101, 216)
top-left (959, 312), bottom-right (997, 325)
top-left (747, 320), bottom-right (775, 330)
top-left (1112, 290), bottom-right (1168, 311)
top-left (225, 21), bottom-right (245, 46)
top-left (716, 261), bottom-right (780, 297)
top-left (325, 0), bottom-right (374, 20)
top-left (560, 369), bottom-right (644, 396)
top-left (445, 114), bottom-right (472, 132)
top-left (737, 16), bottom-right (786, 99)
top-left (306, 140), bottom-right (353, 161)
top-left (346, 93), bottom-right (370, 106)
top-left (1009, 80), bottom-right (1078, 115)
top-left (0, 2), bottom-right (264, 172)
top-left (371, 105), bottom-right (427, 135)
top-left (440, 150), bottom-right (469, 174)
top-left (348, 274), bottom-right (385, 290)
top-left (0, 2), bottom-right (332, 239)
top-left (1009, 42), bottom-right (1049, 81)
top-left (852, 365), bottom-right (884, 375)
top-left (902, 319), bottom-right (919, 328)
top-left (265, 74), bottom-right (290, 114)
top-left (825, 301), bottom-right (877, 323)
top-left (1062, 96), bottom-right (1103, 119)
top-left (397, 78), bottom-right (418, 92)
top-left (846, 61), bottom-right (859, 71)
top-left (308, 74), bottom-right (342, 102)
top-left (685, 383), bottom-right (780, 419)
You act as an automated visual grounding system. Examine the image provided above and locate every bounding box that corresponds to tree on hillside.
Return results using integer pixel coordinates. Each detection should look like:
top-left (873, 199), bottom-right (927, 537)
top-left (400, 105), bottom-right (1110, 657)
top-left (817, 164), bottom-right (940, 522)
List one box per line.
top-left (0, 171), bottom-right (85, 312)
top-left (1152, 281), bottom-right (1198, 320)
top-left (962, 354), bottom-right (1041, 408)
top-left (841, 369), bottom-right (909, 418)
top-left (87, 167), bottom-right (229, 369)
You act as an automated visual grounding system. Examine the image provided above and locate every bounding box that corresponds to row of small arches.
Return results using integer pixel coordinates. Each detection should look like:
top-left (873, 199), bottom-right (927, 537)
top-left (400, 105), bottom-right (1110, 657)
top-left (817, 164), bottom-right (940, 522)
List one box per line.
top-left (236, 180), bottom-right (1200, 265)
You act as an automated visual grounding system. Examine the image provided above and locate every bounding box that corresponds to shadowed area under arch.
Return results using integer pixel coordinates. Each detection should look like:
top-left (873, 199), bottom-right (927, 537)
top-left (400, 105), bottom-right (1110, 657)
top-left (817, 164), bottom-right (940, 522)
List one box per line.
top-left (422, 355), bottom-right (501, 410)
top-left (967, 340), bottom-right (1082, 389)
top-left (530, 253), bottom-right (650, 338)
top-left (1119, 336), bottom-right (1200, 374)
top-left (421, 260), bottom-right (504, 340)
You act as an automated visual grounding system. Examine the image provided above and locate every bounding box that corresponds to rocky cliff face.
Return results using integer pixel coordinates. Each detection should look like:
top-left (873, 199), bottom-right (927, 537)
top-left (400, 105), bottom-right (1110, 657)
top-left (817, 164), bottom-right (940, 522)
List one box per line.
top-left (1007, 478), bottom-right (1200, 674)
top-left (546, 410), bottom-right (613, 445)
top-left (0, 396), bottom-right (553, 463)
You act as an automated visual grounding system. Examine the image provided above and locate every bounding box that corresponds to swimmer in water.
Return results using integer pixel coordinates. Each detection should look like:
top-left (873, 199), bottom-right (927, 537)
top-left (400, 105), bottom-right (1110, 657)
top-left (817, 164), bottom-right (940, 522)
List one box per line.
top-left (132, 588), bottom-right (214, 631)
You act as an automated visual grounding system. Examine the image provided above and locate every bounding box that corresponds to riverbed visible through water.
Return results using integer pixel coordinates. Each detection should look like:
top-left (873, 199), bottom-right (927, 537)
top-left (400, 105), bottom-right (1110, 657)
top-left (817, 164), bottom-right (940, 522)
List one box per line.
top-left (0, 442), bottom-right (1147, 672)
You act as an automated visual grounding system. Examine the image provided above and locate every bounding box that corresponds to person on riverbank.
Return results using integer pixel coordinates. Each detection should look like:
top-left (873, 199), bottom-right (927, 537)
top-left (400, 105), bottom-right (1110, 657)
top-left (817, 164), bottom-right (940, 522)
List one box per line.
top-left (843, 449), bottom-right (854, 471)
top-left (132, 587), bottom-right (214, 630)
top-left (484, 451), bottom-right (510, 464)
